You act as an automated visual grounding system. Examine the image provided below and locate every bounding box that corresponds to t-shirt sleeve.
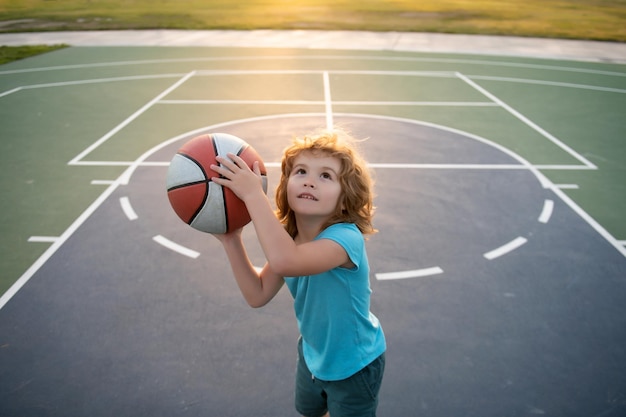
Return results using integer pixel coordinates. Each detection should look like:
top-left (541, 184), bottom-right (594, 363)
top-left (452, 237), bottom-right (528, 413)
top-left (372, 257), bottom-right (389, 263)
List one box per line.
top-left (316, 223), bottom-right (363, 271)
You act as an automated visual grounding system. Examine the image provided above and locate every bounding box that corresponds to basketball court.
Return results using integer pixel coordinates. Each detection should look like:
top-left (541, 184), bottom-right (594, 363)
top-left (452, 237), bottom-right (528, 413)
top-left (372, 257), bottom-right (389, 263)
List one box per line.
top-left (1, 33), bottom-right (625, 416)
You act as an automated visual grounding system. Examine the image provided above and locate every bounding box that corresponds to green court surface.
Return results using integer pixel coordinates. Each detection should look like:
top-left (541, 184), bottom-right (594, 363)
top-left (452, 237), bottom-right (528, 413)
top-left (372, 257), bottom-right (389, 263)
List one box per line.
top-left (0, 46), bottom-right (625, 297)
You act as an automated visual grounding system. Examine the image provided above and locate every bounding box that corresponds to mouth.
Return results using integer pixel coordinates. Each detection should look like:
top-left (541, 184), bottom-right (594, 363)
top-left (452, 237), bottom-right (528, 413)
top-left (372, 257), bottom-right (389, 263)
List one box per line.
top-left (297, 193), bottom-right (318, 201)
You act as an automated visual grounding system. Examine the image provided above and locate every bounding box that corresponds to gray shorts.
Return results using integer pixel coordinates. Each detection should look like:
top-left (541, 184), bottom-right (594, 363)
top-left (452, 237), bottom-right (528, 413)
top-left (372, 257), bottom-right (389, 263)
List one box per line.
top-left (295, 338), bottom-right (385, 417)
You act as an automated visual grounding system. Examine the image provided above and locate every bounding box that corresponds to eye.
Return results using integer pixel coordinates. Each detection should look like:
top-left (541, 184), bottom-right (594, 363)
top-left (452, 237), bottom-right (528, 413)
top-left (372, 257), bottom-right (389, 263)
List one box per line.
top-left (294, 168), bottom-right (306, 175)
top-left (321, 172), bottom-right (333, 180)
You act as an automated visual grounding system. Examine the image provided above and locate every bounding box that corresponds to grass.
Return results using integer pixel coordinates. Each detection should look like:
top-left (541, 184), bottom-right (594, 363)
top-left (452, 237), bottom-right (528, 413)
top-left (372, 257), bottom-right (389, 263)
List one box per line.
top-left (0, 0), bottom-right (625, 42)
top-left (0, 44), bottom-right (66, 64)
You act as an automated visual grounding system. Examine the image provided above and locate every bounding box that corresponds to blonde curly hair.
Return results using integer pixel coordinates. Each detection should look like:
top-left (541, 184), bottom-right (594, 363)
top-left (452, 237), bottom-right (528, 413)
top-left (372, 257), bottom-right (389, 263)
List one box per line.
top-left (275, 129), bottom-right (377, 238)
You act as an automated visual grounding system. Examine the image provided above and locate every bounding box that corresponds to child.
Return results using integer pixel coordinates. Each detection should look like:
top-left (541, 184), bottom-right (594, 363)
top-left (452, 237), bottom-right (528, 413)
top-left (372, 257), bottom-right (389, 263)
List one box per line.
top-left (211, 129), bottom-right (386, 417)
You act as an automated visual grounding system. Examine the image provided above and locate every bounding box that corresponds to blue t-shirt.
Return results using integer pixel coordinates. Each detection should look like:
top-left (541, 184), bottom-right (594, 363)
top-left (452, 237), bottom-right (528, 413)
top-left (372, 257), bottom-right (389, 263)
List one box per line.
top-left (284, 223), bottom-right (386, 381)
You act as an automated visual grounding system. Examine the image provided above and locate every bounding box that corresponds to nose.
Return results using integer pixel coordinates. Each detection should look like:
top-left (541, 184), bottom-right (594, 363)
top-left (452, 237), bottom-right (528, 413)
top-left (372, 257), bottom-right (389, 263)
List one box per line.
top-left (303, 177), bottom-right (316, 188)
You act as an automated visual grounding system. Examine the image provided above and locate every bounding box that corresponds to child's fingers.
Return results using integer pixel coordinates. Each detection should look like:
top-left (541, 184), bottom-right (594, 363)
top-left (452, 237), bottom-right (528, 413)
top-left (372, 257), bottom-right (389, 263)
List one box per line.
top-left (212, 154), bottom-right (241, 177)
top-left (214, 155), bottom-right (234, 171)
top-left (215, 154), bottom-right (261, 177)
top-left (210, 163), bottom-right (229, 177)
top-left (218, 153), bottom-right (247, 170)
top-left (252, 160), bottom-right (261, 175)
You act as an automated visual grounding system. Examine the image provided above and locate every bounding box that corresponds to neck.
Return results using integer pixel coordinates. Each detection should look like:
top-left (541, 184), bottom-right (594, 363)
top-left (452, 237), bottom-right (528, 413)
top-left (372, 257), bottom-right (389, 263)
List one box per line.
top-left (294, 216), bottom-right (328, 243)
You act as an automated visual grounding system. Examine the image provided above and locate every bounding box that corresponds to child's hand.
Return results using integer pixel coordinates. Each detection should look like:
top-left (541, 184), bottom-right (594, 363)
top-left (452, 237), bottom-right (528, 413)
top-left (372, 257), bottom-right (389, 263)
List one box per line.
top-left (211, 153), bottom-right (264, 202)
top-left (211, 227), bottom-right (243, 244)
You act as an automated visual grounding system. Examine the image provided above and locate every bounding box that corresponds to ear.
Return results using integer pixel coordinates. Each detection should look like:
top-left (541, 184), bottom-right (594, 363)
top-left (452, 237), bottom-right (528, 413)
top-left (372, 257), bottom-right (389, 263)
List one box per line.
top-left (339, 196), bottom-right (347, 212)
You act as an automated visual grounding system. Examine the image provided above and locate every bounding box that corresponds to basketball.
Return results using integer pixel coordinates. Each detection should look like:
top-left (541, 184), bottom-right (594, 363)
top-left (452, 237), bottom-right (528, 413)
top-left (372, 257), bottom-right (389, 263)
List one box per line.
top-left (166, 133), bottom-right (268, 234)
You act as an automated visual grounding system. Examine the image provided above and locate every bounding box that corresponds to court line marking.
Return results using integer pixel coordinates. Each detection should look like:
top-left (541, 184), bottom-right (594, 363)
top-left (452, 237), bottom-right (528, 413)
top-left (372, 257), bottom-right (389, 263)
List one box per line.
top-left (0, 75), bottom-right (186, 98)
top-left (153, 235), bottom-right (200, 259)
top-left (119, 197), bottom-right (138, 221)
top-left (370, 163), bottom-right (524, 169)
top-left (538, 199), bottom-right (554, 224)
top-left (22, 74), bottom-right (187, 90)
top-left (376, 267), bottom-right (444, 280)
top-left (74, 161), bottom-right (136, 166)
top-left (0, 86), bottom-right (22, 98)
top-left (534, 165), bottom-right (594, 170)
top-left (0, 179), bottom-right (123, 310)
top-left (161, 99), bottom-right (325, 105)
top-left (193, 69), bottom-right (459, 77)
top-left (91, 180), bottom-right (116, 185)
top-left (556, 184), bottom-right (579, 189)
top-left (330, 101), bottom-right (498, 106)
top-left (547, 183), bottom-right (626, 257)
top-left (469, 75), bottom-right (626, 94)
top-left (159, 99), bottom-right (497, 106)
top-left (4, 69), bottom-right (623, 100)
top-left (27, 236), bottom-right (59, 243)
top-left (323, 71), bottom-right (333, 130)
top-left (67, 71), bottom-right (196, 165)
top-left (484, 237), bottom-right (528, 260)
top-left (456, 72), bottom-right (597, 169)
top-left (2, 54), bottom-right (623, 78)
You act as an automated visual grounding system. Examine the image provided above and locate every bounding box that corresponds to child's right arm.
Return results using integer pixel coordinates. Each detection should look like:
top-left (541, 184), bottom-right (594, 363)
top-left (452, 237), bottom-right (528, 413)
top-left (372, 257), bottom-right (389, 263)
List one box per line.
top-left (214, 230), bottom-right (284, 308)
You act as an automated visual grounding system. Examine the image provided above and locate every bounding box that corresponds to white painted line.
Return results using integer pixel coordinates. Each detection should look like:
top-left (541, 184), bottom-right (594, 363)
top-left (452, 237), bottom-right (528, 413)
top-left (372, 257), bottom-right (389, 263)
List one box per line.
top-left (1, 180), bottom-right (123, 310)
top-left (120, 197), bottom-right (138, 221)
top-left (21, 74), bottom-right (185, 90)
top-left (158, 99), bottom-right (496, 107)
top-left (469, 75), bottom-right (626, 94)
top-left (4, 56), bottom-right (619, 78)
top-left (196, 69), bottom-right (323, 76)
top-left (139, 161), bottom-right (170, 166)
top-left (332, 101), bottom-right (497, 106)
top-left (556, 184), bottom-right (579, 189)
top-left (72, 161), bottom-right (135, 166)
top-left (193, 69), bottom-right (458, 77)
top-left (548, 184), bottom-right (626, 257)
top-left (68, 71), bottom-right (196, 165)
top-left (159, 99), bottom-right (325, 105)
top-left (538, 199), bottom-right (554, 224)
top-left (91, 180), bottom-right (116, 185)
top-left (153, 235), bottom-right (200, 259)
top-left (484, 237), bottom-right (528, 260)
top-left (77, 161), bottom-right (168, 167)
top-left (323, 71), bottom-right (333, 130)
top-left (369, 163), bottom-right (526, 169)
top-left (618, 241), bottom-right (626, 246)
top-left (27, 236), bottom-right (59, 243)
top-left (376, 267), bottom-right (444, 280)
top-left (0, 61), bottom-right (194, 75)
top-left (456, 72), bottom-right (597, 169)
top-left (0, 86), bottom-right (22, 98)
top-left (534, 165), bottom-right (594, 170)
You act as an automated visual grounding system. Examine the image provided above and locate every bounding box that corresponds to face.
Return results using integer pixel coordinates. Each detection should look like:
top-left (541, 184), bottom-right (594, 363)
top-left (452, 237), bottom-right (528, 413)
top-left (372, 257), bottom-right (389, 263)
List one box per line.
top-left (286, 151), bottom-right (343, 221)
